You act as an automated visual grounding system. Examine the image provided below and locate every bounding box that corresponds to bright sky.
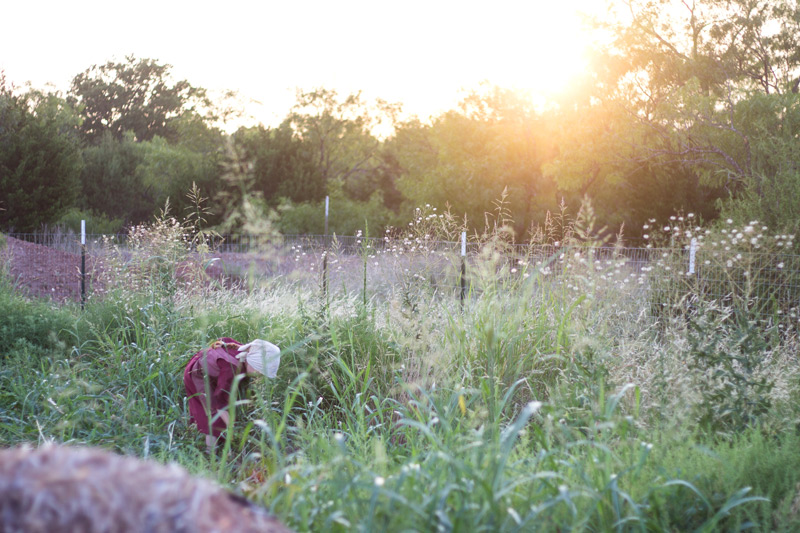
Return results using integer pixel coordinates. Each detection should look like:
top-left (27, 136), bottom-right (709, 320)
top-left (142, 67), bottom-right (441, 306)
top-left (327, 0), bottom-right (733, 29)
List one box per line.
top-left (1, 0), bottom-right (603, 128)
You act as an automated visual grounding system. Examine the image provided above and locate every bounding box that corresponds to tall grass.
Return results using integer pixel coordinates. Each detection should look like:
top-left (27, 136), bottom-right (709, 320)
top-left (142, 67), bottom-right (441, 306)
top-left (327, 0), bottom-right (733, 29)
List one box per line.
top-left (1, 204), bottom-right (800, 531)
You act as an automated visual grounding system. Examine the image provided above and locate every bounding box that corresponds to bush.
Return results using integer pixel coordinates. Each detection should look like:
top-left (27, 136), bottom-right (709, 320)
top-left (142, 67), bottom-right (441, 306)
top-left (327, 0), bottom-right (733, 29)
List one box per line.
top-left (0, 277), bottom-right (75, 358)
top-left (276, 190), bottom-right (399, 236)
top-left (56, 207), bottom-right (124, 235)
top-left (686, 306), bottom-right (776, 435)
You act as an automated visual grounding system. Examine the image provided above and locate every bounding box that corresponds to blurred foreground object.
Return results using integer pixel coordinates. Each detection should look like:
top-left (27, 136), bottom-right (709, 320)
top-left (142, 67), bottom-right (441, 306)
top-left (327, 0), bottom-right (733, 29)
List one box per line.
top-left (0, 444), bottom-right (293, 533)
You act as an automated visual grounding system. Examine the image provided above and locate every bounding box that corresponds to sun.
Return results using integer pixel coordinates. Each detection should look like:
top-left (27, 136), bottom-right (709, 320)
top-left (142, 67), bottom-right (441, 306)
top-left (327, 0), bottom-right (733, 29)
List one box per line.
top-left (482, 2), bottom-right (599, 100)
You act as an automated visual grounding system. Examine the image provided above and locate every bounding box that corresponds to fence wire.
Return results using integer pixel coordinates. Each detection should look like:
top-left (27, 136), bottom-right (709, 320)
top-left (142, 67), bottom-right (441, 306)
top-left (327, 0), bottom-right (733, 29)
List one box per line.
top-left (3, 233), bottom-right (799, 327)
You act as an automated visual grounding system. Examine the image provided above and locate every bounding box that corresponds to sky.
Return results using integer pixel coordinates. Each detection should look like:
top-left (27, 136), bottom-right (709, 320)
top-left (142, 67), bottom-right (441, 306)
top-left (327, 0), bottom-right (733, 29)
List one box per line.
top-left (1, 0), bottom-right (603, 128)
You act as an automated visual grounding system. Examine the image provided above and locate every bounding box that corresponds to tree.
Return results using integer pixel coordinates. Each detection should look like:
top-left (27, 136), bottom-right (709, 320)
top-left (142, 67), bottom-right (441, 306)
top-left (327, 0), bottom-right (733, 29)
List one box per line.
top-left (393, 87), bottom-right (554, 239)
top-left (547, 0), bottom-right (800, 230)
top-left (78, 132), bottom-right (150, 223)
top-left (69, 56), bottom-right (211, 145)
top-left (232, 121), bottom-right (324, 204)
top-left (288, 88), bottom-right (400, 201)
top-left (135, 136), bottom-right (224, 224)
top-left (596, 0), bottom-right (800, 194)
top-left (0, 80), bottom-right (83, 231)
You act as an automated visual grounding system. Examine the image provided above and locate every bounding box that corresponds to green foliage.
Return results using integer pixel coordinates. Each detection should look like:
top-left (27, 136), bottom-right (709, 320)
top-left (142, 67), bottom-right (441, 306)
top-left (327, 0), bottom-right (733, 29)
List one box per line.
top-left (79, 132), bottom-right (150, 224)
top-left (718, 91), bottom-right (800, 229)
top-left (276, 186), bottom-right (398, 236)
top-left (56, 207), bottom-right (124, 235)
top-left (589, 0), bottom-right (800, 232)
top-left (686, 307), bottom-right (776, 435)
top-left (0, 276), bottom-right (75, 358)
top-left (232, 122), bottom-right (324, 205)
top-left (0, 84), bottom-right (83, 231)
top-left (135, 136), bottom-right (224, 224)
top-left (289, 88), bottom-right (400, 206)
top-left (69, 55), bottom-right (212, 145)
top-left (78, 132), bottom-right (223, 227)
top-left (393, 88), bottom-right (555, 239)
top-left (2, 211), bottom-right (799, 530)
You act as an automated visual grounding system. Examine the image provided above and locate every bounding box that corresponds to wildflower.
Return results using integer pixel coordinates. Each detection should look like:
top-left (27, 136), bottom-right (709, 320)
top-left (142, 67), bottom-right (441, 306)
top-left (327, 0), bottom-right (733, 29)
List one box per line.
top-left (374, 476), bottom-right (385, 487)
top-left (526, 401), bottom-right (543, 414)
top-left (727, 219), bottom-right (733, 224)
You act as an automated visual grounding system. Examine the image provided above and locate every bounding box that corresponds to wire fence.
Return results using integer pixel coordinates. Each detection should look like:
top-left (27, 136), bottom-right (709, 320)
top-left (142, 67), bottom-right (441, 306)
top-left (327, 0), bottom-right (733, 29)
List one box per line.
top-left (3, 231), bottom-right (800, 327)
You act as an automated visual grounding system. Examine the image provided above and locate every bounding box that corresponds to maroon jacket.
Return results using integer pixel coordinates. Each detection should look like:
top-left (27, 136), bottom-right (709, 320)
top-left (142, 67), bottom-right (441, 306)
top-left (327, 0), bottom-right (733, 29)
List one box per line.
top-left (183, 338), bottom-right (244, 436)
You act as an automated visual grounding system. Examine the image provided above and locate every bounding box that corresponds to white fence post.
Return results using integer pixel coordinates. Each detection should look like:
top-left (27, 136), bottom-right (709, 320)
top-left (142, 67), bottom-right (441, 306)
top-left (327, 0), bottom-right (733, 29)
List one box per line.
top-left (688, 238), bottom-right (697, 275)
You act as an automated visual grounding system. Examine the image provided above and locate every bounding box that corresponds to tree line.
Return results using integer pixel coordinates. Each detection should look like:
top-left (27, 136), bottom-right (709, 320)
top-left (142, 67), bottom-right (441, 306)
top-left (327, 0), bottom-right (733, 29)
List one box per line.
top-left (2, 0), bottom-right (800, 240)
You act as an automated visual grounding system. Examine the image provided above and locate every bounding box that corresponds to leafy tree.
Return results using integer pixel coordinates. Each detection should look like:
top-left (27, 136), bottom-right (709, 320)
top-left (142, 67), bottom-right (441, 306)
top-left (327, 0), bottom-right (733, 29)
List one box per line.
top-left (69, 56), bottom-right (212, 145)
top-left (135, 136), bottom-right (224, 224)
top-left (717, 91), bottom-right (800, 228)
top-left (276, 183), bottom-right (397, 236)
top-left (79, 132), bottom-right (223, 227)
top-left (588, 0), bottom-right (800, 228)
top-left (79, 132), bottom-right (150, 224)
top-left (232, 121), bottom-right (324, 204)
top-left (0, 81), bottom-right (82, 231)
top-left (289, 88), bottom-right (400, 202)
top-left (393, 87), bottom-right (555, 239)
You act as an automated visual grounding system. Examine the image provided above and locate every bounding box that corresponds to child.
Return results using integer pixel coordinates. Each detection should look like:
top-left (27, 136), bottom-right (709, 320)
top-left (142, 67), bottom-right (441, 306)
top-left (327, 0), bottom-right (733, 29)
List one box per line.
top-left (184, 338), bottom-right (280, 451)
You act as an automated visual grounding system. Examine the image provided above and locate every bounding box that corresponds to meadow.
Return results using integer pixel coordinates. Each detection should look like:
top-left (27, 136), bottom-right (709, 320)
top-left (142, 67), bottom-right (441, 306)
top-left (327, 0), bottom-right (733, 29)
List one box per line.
top-left (2, 209), bottom-right (800, 532)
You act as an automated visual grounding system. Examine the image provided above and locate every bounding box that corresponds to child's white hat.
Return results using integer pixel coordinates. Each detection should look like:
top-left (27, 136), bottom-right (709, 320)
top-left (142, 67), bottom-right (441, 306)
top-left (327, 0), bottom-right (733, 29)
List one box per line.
top-left (237, 340), bottom-right (281, 378)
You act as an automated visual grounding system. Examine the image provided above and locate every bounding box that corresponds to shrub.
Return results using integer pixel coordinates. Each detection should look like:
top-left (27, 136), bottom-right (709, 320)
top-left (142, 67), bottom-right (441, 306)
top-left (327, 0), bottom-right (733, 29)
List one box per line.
top-left (0, 276), bottom-right (75, 358)
top-left (686, 305), bottom-right (776, 435)
top-left (56, 207), bottom-right (124, 235)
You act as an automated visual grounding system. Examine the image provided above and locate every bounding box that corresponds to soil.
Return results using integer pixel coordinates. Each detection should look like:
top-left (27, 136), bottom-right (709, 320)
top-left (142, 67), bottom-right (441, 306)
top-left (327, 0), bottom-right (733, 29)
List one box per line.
top-left (1, 236), bottom-right (328, 303)
top-left (3, 236), bottom-right (92, 302)
top-left (1, 234), bottom-right (428, 303)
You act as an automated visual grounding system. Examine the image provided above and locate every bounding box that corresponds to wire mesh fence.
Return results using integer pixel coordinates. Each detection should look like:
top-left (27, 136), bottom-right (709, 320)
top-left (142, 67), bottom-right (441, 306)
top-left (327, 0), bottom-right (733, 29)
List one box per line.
top-left (3, 232), bottom-right (799, 327)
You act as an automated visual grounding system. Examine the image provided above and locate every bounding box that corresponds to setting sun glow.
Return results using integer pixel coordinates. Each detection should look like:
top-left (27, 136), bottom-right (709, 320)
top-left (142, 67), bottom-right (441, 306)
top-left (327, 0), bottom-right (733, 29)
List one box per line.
top-left (468, 3), bottom-right (597, 97)
top-left (0, 0), bottom-right (603, 126)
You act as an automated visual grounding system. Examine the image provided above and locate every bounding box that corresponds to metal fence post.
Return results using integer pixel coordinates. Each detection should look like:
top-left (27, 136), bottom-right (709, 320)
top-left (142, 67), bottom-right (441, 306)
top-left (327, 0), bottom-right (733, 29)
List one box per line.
top-left (688, 238), bottom-right (697, 275)
top-left (80, 220), bottom-right (86, 310)
top-left (322, 196), bottom-right (329, 299)
top-left (460, 231), bottom-right (467, 305)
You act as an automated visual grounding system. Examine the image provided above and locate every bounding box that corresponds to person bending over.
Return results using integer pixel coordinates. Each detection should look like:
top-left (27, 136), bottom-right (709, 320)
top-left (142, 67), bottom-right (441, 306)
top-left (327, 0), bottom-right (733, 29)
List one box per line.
top-left (184, 337), bottom-right (280, 452)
